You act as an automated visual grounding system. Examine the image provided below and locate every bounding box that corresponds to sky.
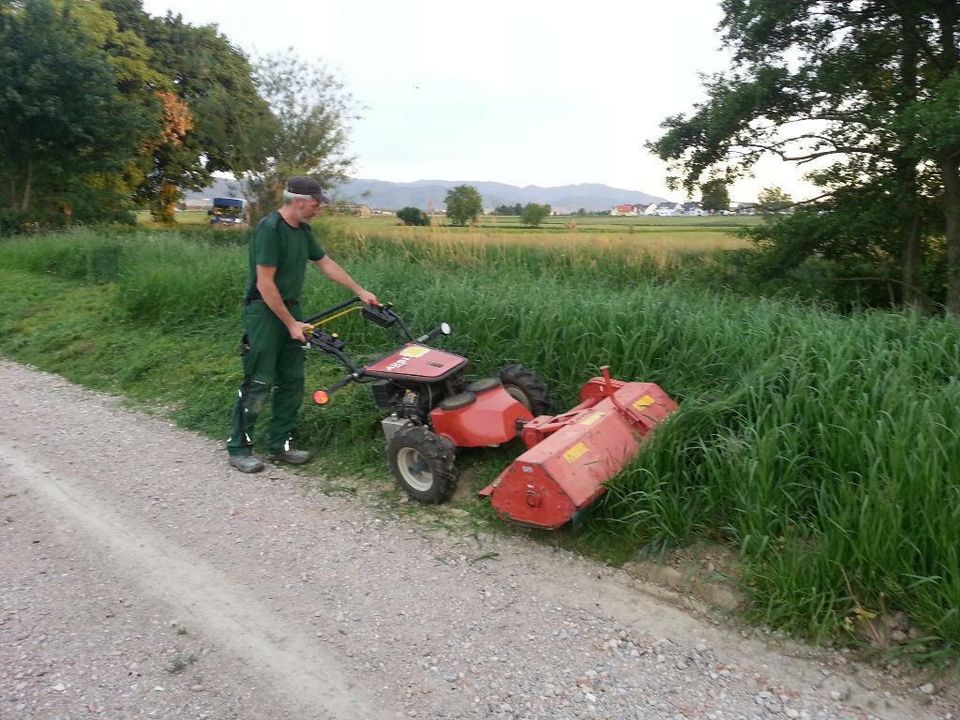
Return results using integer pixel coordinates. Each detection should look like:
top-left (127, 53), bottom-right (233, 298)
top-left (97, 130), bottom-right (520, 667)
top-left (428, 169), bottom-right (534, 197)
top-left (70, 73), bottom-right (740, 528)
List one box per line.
top-left (141, 0), bottom-right (819, 202)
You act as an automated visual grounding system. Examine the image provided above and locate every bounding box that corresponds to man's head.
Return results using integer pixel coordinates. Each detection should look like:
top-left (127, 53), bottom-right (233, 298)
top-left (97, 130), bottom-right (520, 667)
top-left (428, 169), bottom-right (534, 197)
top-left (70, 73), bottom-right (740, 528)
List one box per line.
top-left (283, 176), bottom-right (330, 220)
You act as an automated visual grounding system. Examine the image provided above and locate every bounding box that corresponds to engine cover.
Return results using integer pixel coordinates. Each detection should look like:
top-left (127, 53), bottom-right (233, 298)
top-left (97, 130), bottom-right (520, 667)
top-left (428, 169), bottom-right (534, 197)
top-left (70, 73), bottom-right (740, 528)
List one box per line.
top-left (364, 344), bottom-right (468, 383)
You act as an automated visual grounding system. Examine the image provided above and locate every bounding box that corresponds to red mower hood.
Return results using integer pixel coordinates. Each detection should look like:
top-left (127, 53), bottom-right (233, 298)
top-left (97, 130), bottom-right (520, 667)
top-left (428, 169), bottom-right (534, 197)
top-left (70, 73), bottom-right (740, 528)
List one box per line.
top-left (363, 344), bottom-right (468, 382)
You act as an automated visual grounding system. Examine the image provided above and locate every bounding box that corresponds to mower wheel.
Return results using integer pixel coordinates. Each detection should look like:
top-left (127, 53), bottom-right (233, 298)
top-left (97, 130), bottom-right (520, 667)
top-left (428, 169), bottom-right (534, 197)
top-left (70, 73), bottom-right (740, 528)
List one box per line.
top-left (497, 364), bottom-right (551, 416)
top-left (387, 425), bottom-right (457, 504)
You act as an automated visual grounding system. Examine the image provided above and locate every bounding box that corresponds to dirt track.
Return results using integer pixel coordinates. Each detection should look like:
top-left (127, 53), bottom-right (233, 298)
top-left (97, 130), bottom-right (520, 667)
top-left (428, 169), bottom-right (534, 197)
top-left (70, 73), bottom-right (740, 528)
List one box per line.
top-left (1, 360), bottom-right (954, 719)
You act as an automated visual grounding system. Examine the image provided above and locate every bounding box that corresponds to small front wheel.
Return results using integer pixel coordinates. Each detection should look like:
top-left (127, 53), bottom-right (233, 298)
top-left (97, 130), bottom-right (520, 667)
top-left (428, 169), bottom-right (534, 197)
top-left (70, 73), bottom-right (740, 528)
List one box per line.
top-left (387, 425), bottom-right (457, 504)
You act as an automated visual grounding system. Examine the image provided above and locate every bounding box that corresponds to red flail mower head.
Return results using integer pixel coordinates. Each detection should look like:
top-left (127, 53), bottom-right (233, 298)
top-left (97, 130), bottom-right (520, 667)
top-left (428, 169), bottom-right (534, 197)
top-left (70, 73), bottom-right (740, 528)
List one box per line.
top-left (480, 369), bottom-right (678, 529)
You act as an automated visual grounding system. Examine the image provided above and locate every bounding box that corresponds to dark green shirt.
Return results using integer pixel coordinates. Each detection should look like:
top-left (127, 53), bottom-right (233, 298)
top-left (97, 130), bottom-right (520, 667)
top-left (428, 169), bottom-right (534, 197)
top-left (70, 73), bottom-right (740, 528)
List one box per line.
top-left (244, 211), bottom-right (325, 302)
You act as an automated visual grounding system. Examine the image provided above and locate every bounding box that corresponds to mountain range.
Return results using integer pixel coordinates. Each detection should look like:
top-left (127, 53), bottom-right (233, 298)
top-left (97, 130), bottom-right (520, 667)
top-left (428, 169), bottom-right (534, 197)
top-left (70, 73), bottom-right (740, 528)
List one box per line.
top-left (187, 177), bottom-right (669, 213)
top-left (334, 179), bottom-right (667, 213)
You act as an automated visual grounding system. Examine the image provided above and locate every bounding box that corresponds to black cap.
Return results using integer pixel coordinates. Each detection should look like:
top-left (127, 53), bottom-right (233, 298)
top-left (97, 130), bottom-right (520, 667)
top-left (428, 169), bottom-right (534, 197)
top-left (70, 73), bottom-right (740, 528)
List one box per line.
top-left (285, 176), bottom-right (330, 204)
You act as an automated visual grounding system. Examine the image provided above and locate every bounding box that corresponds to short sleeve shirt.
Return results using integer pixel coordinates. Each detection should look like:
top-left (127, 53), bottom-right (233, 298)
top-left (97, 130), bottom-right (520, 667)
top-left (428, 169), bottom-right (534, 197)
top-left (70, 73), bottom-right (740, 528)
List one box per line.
top-left (245, 211), bottom-right (326, 302)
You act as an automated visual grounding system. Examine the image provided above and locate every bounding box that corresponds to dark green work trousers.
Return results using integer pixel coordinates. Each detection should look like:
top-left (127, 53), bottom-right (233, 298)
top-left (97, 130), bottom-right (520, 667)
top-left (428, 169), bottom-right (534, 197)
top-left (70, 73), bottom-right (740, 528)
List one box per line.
top-left (227, 300), bottom-right (305, 457)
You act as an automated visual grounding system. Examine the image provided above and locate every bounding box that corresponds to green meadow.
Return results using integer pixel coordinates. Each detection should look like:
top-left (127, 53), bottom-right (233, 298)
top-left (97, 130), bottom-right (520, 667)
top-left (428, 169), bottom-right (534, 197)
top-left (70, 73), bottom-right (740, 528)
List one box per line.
top-left (1, 221), bottom-right (958, 663)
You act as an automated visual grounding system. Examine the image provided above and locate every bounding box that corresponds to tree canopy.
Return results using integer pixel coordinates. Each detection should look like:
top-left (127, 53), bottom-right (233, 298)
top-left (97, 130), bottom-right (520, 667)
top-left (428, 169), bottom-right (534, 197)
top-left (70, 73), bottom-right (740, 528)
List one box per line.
top-left (756, 186), bottom-right (792, 214)
top-left (520, 203), bottom-right (551, 227)
top-left (0, 0), bottom-right (158, 223)
top-left (699, 179), bottom-right (730, 213)
top-left (649, 1), bottom-right (960, 314)
top-left (244, 51), bottom-right (358, 223)
top-left (107, 4), bottom-right (274, 222)
top-left (445, 185), bottom-right (483, 226)
top-left (0, 0), bottom-right (352, 229)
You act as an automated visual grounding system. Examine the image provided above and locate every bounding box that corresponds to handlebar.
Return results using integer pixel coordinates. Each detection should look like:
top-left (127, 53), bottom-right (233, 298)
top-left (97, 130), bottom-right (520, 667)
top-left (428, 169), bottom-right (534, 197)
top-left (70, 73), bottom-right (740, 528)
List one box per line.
top-left (304, 298), bottom-right (416, 342)
top-left (312, 370), bottom-right (364, 405)
top-left (303, 301), bottom-right (452, 405)
top-left (415, 321), bottom-right (453, 344)
top-left (304, 296), bottom-right (361, 325)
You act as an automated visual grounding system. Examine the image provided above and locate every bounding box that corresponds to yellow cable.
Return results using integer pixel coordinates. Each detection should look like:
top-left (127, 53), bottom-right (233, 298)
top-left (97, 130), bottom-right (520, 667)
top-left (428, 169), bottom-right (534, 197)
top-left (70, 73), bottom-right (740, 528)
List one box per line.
top-left (315, 305), bottom-right (363, 327)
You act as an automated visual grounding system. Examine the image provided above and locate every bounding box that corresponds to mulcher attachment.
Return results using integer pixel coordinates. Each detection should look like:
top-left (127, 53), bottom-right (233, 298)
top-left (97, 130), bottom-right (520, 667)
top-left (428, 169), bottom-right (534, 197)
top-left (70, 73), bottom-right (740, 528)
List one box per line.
top-left (480, 367), bottom-right (678, 529)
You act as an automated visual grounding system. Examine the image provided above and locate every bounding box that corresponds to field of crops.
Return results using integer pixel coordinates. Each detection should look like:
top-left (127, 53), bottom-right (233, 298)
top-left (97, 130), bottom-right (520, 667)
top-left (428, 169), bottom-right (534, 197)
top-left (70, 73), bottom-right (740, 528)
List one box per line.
top-left (1, 222), bottom-right (957, 662)
top-left (145, 211), bottom-right (756, 262)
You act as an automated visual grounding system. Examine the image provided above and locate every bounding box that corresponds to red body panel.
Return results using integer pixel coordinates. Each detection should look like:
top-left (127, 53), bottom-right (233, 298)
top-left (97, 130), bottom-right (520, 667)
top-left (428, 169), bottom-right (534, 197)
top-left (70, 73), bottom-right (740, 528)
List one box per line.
top-left (364, 344), bottom-right (468, 382)
top-left (431, 387), bottom-right (533, 447)
top-left (481, 379), bottom-right (678, 529)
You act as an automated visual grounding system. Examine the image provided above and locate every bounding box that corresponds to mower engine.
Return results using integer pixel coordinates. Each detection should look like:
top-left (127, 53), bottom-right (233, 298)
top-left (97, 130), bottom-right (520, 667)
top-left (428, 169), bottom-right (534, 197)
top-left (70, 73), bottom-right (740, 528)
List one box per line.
top-left (304, 299), bottom-right (549, 504)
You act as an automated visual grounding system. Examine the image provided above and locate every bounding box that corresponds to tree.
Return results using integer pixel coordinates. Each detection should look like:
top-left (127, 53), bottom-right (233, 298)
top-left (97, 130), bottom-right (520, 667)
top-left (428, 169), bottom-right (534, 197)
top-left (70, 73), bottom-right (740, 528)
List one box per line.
top-left (649, 2), bottom-right (960, 313)
top-left (0, 0), bottom-right (157, 224)
top-left (520, 203), bottom-right (551, 227)
top-left (396, 207), bottom-right (430, 226)
top-left (103, 3), bottom-right (275, 222)
top-left (445, 185), bottom-right (482, 226)
top-left (244, 51), bottom-right (359, 223)
top-left (699, 179), bottom-right (729, 214)
top-left (756, 186), bottom-right (792, 213)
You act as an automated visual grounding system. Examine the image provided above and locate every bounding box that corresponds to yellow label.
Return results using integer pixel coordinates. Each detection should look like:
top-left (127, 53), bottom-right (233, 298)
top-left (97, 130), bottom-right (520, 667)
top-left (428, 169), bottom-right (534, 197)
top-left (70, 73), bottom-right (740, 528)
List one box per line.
top-left (563, 442), bottom-right (590, 463)
top-left (400, 345), bottom-right (431, 358)
top-left (580, 412), bottom-right (604, 426)
top-left (633, 394), bottom-right (655, 410)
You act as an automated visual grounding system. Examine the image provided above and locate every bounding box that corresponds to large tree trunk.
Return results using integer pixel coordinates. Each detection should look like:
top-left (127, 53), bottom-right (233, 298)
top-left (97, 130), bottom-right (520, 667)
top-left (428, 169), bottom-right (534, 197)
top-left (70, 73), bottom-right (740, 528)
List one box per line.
top-left (896, 12), bottom-right (922, 311)
top-left (901, 211), bottom-right (923, 310)
top-left (20, 157), bottom-right (33, 212)
top-left (943, 154), bottom-right (960, 317)
top-left (935, 0), bottom-right (960, 315)
top-left (153, 181), bottom-right (179, 224)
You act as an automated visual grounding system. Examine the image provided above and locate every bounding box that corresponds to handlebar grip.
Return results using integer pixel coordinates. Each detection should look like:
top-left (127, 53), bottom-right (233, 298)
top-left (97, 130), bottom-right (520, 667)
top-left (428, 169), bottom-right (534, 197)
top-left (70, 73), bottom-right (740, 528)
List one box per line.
top-left (415, 323), bottom-right (449, 344)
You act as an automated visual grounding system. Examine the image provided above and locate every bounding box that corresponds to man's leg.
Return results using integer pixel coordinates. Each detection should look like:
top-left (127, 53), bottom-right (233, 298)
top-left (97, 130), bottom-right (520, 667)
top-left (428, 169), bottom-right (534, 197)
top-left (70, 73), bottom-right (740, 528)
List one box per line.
top-left (267, 331), bottom-right (312, 464)
top-left (227, 304), bottom-right (284, 470)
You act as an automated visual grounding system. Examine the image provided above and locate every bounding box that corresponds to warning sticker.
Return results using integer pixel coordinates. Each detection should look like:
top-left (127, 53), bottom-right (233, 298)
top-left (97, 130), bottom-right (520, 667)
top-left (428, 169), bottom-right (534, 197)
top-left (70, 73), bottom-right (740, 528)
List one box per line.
top-left (563, 442), bottom-right (590, 463)
top-left (633, 395), bottom-right (655, 410)
top-left (580, 412), bottom-right (604, 427)
top-left (400, 345), bottom-right (431, 358)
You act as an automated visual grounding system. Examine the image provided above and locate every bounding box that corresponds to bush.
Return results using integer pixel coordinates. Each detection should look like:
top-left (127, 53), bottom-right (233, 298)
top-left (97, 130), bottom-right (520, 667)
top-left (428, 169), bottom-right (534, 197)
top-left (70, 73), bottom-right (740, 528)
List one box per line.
top-left (520, 203), bottom-right (551, 227)
top-left (396, 207), bottom-right (430, 226)
top-left (0, 209), bottom-right (36, 236)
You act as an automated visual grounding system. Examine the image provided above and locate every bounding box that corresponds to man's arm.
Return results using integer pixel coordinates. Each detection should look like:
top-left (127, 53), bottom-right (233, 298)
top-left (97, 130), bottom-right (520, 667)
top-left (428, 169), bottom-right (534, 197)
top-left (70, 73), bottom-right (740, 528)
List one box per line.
top-left (256, 265), bottom-right (309, 342)
top-left (315, 255), bottom-right (379, 306)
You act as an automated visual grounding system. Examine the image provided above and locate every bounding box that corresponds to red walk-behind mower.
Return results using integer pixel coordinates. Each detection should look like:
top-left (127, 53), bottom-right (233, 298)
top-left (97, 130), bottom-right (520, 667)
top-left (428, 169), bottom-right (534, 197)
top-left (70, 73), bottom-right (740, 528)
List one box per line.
top-left (304, 297), bottom-right (678, 529)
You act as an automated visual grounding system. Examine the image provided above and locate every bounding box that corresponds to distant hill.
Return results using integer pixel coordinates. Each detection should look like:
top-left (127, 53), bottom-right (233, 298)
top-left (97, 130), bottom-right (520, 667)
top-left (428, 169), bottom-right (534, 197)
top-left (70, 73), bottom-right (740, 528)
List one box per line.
top-left (183, 177), bottom-right (245, 203)
top-left (185, 177), bottom-right (669, 213)
top-left (334, 179), bottom-right (668, 213)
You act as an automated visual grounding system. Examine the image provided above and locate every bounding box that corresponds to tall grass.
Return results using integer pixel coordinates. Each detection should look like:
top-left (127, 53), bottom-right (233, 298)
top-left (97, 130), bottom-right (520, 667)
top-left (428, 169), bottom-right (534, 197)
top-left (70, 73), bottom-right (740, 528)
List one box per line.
top-left (1, 226), bottom-right (958, 658)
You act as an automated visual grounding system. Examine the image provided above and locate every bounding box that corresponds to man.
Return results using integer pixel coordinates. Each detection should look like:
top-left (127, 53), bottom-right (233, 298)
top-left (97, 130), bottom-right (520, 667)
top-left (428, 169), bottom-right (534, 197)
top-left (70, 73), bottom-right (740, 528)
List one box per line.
top-left (227, 176), bottom-right (379, 473)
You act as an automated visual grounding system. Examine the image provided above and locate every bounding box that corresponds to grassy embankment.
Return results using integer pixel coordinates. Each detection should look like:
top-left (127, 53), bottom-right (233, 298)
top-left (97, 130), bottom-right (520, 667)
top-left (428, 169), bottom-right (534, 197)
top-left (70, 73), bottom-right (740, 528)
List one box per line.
top-left (0, 219), bottom-right (957, 664)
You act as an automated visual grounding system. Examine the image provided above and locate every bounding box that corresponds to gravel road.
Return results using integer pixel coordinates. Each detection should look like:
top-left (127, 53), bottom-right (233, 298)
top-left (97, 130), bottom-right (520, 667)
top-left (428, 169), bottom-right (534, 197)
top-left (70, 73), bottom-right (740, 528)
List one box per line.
top-left (1, 360), bottom-right (955, 720)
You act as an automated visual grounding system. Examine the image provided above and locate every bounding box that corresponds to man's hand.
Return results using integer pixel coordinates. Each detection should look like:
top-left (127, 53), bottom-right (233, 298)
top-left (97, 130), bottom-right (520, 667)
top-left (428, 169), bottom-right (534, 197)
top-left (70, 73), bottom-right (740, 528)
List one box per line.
top-left (358, 289), bottom-right (380, 306)
top-left (287, 321), bottom-right (313, 343)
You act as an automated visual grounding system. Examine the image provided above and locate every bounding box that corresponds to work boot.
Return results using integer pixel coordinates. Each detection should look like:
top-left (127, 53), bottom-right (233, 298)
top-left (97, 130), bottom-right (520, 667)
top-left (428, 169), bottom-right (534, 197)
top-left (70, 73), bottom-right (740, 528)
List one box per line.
top-left (229, 454), bottom-right (265, 474)
top-left (268, 448), bottom-right (314, 465)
